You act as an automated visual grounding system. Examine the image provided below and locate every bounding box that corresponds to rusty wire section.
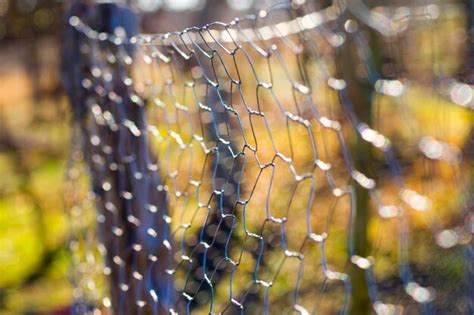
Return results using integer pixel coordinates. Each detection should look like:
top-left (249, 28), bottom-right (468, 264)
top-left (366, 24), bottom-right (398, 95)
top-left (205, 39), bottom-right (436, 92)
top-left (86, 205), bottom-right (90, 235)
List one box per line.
top-left (66, 1), bottom-right (473, 314)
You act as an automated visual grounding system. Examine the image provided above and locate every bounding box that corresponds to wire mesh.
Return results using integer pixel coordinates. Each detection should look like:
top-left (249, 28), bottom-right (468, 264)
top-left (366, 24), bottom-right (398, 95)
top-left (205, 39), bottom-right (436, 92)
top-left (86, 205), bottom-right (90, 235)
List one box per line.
top-left (63, 1), bottom-right (474, 314)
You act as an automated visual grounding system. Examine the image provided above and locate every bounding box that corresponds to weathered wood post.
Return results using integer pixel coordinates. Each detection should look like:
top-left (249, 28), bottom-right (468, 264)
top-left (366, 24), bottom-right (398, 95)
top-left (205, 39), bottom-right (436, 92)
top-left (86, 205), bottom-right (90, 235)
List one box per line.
top-left (62, 2), bottom-right (175, 313)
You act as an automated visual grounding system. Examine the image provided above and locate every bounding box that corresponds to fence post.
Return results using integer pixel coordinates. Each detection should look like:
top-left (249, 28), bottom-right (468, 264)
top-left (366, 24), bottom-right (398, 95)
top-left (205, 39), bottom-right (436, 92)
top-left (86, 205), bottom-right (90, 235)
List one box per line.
top-left (62, 2), bottom-right (175, 314)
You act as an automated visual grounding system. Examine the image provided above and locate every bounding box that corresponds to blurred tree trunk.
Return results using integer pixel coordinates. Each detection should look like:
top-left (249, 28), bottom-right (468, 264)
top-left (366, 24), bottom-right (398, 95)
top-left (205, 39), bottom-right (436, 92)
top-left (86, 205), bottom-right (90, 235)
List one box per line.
top-left (336, 11), bottom-right (379, 315)
top-left (460, 0), bottom-right (474, 84)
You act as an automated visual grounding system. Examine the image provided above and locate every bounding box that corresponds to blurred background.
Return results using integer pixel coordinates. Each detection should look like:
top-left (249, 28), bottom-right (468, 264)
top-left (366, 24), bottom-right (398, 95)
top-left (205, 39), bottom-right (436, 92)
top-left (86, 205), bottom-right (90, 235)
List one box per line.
top-left (0, 0), bottom-right (473, 314)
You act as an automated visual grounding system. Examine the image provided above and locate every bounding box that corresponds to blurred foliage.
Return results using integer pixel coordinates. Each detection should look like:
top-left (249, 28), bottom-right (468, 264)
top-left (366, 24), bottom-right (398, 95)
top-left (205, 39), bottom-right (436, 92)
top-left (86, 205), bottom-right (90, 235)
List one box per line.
top-left (0, 0), bottom-right (71, 312)
top-left (0, 0), bottom-right (61, 41)
top-left (0, 91), bottom-right (72, 313)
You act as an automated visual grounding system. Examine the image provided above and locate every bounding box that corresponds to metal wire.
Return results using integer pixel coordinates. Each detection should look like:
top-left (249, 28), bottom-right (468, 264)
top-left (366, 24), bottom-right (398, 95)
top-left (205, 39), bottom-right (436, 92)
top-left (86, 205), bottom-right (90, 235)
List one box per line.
top-left (64, 1), bottom-right (474, 314)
